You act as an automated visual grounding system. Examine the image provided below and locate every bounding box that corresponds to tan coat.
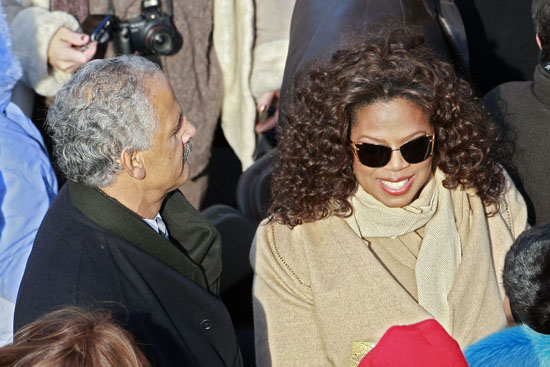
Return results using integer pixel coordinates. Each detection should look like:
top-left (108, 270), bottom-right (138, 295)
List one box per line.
top-left (251, 176), bottom-right (528, 367)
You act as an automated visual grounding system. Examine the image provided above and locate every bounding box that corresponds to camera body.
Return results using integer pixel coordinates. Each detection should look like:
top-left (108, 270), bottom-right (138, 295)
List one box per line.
top-left (92, 0), bottom-right (181, 56)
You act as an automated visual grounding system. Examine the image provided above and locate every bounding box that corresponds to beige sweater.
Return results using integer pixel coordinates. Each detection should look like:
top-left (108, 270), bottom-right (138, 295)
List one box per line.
top-left (251, 175), bottom-right (528, 367)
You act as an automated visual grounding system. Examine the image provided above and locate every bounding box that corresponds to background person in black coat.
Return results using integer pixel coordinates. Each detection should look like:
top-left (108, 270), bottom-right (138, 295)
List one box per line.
top-left (14, 55), bottom-right (242, 367)
top-left (483, 0), bottom-right (550, 226)
top-left (277, 0), bottom-right (468, 128)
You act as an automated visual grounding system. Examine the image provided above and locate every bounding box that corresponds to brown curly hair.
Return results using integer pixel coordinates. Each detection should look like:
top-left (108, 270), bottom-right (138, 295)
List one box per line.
top-left (269, 26), bottom-right (506, 228)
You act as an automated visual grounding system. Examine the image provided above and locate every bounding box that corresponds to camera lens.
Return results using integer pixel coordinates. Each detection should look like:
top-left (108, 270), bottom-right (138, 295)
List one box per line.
top-left (153, 33), bottom-right (172, 51)
top-left (146, 25), bottom-right (174, 55)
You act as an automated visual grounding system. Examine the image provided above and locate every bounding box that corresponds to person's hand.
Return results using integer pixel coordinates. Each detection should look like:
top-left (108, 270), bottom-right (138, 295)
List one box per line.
top-left (48, 27), bottom-right (97, 73)
top-left (255, 90), bottom-right (280, 134)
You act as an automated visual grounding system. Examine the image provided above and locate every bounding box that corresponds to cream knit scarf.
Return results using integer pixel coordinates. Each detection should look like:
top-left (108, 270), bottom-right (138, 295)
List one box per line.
top-left (344, 169), bottom-right (475, 332)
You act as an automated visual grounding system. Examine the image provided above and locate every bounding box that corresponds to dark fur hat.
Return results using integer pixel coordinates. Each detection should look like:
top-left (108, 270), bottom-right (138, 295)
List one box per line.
top-left (503, 224), bottom-right (550, 334)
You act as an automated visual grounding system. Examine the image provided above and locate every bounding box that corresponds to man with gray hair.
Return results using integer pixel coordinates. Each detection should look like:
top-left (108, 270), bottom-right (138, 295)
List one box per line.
top-left (14, 55), bottom-right (242, 366)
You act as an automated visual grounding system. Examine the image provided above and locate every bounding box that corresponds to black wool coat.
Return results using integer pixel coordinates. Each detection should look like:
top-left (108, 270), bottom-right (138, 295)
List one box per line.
top-left (14, 182), bottom-right (242, 367)
top-left (483, 65), bottom-right (550, 226)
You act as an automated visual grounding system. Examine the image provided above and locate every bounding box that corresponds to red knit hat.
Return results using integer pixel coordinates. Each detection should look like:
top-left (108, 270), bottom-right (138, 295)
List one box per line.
top-left (358, 319), bottom-right (468, 367)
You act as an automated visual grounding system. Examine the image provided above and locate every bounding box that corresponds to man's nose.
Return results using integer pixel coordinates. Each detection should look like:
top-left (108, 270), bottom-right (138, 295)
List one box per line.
top-left (188, 121), bottom-right (196, 138)
top-left (181, 117), bottom-right (197, 143)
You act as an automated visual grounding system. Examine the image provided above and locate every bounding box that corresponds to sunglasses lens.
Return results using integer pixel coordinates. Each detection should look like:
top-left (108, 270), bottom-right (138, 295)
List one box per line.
top-left (400, 136), bottom-right (433, 164)
top-left (356, 144), bottom-right (392, 168)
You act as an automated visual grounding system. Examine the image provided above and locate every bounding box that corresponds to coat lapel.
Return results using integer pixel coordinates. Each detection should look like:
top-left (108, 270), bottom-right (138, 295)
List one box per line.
top-left (314, 211), bottom-right (506, 347)
top-left (68, 181), bottom-right (220, 292)
top-left (324, 216), bottom-right (416, 301)
top-left (310, 215), bottom-right (430, 314)
top-left (161, 191), bottom-right (222, 293)
top-left (302, 216), bottom-right (432, 363)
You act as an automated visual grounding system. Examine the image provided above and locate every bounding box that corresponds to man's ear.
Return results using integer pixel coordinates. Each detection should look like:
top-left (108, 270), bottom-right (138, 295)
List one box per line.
top-left (537, 33), bottom-right (543, 50)
top-left (120, 149), bottom-right (146, 180)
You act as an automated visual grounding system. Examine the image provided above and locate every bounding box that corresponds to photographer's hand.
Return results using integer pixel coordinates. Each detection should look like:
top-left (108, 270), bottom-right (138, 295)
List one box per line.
top-left (48, 27), bottom-right (97, 73)
top-left (255, 90), bottom-right (280, 134)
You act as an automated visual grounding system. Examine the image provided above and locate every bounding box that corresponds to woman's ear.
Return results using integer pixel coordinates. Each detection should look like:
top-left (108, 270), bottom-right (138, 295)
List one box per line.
top-left (120, 149), bottom-right (146, 180)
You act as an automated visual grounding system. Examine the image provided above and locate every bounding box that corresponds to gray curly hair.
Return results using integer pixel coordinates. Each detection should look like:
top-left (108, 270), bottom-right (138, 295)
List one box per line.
top-left (47, 55), bottom-right (162, 187)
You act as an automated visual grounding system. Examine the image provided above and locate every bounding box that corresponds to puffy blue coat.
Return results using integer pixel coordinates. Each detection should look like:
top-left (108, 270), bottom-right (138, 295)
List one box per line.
top-left (0, 2), bottom-right (57, 344)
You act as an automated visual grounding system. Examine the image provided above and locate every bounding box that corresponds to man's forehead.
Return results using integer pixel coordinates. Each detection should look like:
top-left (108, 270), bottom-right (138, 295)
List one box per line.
top-left (143, 71), bottom-right (168, 94)
top-left (146, 73), bottom-right (182, 128)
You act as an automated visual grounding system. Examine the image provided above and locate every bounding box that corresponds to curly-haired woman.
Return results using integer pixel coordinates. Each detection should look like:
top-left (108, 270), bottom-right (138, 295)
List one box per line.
top-left (250, 26), bottom-right (528, 366)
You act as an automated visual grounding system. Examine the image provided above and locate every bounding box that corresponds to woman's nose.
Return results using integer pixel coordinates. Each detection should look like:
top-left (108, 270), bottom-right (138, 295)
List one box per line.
top-left (385, 149), bottom-right (410, 171)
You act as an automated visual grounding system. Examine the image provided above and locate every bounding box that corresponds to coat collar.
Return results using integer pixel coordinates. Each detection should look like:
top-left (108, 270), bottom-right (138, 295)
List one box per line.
top-left (68, 181), bottom-right (222, 293)
top-left (322, 214), bottom-right (426, 308)
top-left (533, 64), bottom-right (550, 106)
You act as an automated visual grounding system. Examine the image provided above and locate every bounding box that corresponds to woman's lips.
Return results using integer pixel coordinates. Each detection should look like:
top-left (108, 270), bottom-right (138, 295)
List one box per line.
top-left (377, 175), bottom-right (415, 196)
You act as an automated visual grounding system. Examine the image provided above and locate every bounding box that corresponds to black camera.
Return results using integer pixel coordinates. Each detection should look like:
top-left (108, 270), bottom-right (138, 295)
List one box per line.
top-left (91, 0), bottom-right (181, 56)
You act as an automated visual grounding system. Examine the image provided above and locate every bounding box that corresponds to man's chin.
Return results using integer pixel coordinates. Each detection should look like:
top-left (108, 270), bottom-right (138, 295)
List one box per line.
top-left (177, 164), bottom-right (191, 187)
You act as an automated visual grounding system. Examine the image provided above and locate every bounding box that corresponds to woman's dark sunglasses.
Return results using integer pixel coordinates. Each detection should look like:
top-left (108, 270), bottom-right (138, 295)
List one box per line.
top-left (352, 134), bottom-right (435, 168)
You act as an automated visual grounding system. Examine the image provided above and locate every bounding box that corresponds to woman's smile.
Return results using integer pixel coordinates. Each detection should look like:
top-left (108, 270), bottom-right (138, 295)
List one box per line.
top-left (378, 175), bottom-right (415, 195)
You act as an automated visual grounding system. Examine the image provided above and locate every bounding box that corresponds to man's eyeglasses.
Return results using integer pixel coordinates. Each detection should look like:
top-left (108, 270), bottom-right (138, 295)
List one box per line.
top-left (352, 134), bottom-right (435, 168)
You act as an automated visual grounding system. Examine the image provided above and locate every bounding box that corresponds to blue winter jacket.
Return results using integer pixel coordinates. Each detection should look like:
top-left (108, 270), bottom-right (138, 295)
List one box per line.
top-left (0, 2), bottom-right (57, 345)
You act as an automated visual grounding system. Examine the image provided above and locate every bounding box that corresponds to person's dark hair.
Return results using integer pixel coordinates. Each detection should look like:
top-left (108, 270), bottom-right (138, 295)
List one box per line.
top-left (503, 224), bottom-right (550, 334)
top-left (0, 307), bottom-right (151, 367)
top-left (532, 0), bottom-right (550, 62)
top-left (269, 25), bottom-right (505, 228)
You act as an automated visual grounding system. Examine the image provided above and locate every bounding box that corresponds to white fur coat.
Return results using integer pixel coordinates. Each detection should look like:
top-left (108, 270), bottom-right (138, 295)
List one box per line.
top-left (3, 0), bottom-right (79, 96)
